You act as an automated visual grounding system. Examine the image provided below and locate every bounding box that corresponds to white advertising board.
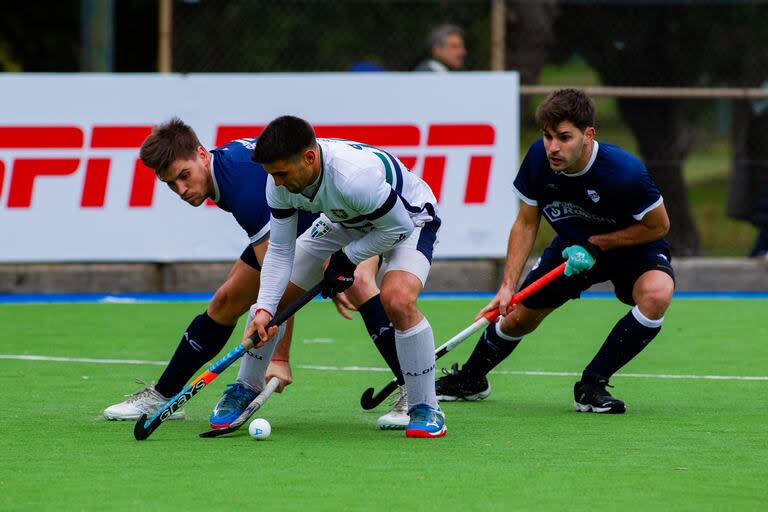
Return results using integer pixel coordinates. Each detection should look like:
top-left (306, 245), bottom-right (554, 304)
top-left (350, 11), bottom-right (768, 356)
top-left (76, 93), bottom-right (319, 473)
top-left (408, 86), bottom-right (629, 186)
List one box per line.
top-left (0, 73), bottom-right (519, 262)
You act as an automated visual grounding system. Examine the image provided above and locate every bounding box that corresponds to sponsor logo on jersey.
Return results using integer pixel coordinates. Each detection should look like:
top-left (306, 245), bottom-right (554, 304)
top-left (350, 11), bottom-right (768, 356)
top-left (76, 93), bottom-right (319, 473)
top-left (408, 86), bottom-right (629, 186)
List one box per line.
top-left (587, 189), bottom-right (600, 202)
top-left (310, 219), bottom-right (331, 239)
top-left (542, 201), bottom-right (616, 226)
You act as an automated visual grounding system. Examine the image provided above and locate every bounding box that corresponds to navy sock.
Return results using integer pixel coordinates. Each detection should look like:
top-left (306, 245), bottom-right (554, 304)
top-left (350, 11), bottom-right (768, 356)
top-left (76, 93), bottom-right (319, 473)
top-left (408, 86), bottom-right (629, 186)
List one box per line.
top-left (583, 307), bottom-right (662, 381)
top-left (358, 295), bottom-right (404, 386)
top-left (461, 322), bottom-right (521, 381)
top-left (155, 312), bottom-right (235, 398)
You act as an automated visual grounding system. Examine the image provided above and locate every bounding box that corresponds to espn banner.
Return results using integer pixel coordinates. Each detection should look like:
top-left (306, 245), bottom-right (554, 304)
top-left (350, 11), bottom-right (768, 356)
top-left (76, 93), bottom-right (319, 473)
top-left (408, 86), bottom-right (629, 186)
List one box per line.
top-left (0, 73), bottom-right (519, 262)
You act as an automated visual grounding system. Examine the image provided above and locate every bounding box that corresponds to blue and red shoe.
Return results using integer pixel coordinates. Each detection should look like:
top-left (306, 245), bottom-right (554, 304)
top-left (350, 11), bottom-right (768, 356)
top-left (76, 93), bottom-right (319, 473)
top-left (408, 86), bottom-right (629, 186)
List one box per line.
top-left (405, 404), bottom-right (447, 439)
top-left (209, 382), bottom-right (258, 429)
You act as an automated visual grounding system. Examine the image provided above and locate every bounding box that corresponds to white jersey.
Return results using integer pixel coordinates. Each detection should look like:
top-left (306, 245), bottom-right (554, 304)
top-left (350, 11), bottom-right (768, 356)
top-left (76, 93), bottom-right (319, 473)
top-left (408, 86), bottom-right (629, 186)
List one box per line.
top-left (255, 138), bottom-right (438, 315)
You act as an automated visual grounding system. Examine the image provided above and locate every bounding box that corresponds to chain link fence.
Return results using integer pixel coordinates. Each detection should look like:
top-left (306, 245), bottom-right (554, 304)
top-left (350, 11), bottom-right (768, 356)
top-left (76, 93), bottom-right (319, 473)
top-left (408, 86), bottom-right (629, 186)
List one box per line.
top-left (172, 0), bottom-right (491, 73)
top-left (171, 1), bottom-right (768, 83)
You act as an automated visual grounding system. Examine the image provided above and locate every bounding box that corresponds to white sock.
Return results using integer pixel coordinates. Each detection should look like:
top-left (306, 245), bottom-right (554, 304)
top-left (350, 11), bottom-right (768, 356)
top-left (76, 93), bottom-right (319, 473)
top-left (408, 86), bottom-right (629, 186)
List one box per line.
top-left (236, 306), bottom-right (287, 392)
top-left (395, 317), bottom-right (438, 409)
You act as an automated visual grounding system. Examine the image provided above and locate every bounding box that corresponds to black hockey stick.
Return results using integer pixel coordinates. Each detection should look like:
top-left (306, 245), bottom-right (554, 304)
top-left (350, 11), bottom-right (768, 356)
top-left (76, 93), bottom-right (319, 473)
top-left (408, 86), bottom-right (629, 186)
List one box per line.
top-left (134, 282), bottom-right (322, 441)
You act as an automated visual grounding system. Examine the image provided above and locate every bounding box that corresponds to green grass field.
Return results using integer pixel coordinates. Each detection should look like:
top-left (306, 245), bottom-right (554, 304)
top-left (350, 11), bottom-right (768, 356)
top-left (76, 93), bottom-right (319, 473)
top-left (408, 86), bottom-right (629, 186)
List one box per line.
top-left (1, 298), bottom-right (766, 511)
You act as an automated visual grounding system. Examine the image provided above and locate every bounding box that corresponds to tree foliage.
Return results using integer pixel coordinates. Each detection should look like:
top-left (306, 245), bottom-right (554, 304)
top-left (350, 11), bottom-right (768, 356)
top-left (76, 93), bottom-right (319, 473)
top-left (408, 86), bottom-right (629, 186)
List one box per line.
top-left (555, 2), bottom-right (768, 255)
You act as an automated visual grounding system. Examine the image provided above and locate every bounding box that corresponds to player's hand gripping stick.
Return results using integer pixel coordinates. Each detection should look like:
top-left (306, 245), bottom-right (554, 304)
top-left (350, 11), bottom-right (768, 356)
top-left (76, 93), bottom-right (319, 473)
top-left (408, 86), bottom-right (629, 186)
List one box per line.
top-left (134, 282), bottom-right (322, 441)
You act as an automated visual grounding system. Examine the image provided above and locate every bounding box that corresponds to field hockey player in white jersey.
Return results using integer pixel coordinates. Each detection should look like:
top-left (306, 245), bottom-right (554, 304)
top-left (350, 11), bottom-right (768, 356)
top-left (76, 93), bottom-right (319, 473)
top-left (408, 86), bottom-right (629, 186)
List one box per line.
top-left (247, 115), bottom-right (446, 438)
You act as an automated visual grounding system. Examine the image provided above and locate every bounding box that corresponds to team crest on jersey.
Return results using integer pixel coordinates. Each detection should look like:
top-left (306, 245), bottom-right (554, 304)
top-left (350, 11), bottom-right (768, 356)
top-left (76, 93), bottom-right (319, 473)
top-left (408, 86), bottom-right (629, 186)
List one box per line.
top-left (587, 189), bottom-right (601, 203)
top-left (310, 220), bottom-right (331, 239)
top-left (330, 209), bottom-right (349, 219)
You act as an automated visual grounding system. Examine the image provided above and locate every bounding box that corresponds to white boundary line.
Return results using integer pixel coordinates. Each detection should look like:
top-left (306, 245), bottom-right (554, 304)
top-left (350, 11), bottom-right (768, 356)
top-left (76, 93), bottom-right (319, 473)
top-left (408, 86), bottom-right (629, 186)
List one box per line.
top-left (2, 354), bottom-right (767, 381)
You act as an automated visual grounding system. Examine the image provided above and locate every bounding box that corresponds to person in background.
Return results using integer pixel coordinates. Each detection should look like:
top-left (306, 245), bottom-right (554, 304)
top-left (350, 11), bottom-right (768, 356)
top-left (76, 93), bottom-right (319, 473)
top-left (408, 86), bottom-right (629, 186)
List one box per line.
top-left (413, 24), bottom-right (466, 72)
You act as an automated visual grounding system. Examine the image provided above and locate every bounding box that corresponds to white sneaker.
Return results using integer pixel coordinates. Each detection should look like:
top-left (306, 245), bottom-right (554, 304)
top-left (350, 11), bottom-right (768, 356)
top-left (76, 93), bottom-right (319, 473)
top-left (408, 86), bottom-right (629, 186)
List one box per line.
top-left (377, 386), bottom-right (409, 430)
top-left (103, 382), bottom-right (186, 421)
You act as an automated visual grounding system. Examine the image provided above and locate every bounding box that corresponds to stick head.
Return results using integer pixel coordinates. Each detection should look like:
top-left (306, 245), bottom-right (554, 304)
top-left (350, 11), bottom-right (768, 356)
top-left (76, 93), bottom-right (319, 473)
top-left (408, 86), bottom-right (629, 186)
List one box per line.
top-left (359, 387), bottom-right (377, 409)
top-left (199, 426), bottom-right (237, 438)
top-left (133, 414), bottom-right (153, 441)
top-left (359, 380), bottom-right (398, 410)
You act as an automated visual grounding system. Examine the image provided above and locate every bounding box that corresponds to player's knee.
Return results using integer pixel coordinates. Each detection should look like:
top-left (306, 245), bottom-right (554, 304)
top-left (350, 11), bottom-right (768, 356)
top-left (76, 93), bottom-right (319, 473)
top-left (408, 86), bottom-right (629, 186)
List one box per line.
top-left (345, 266), bottom-right (379, 304)
top-left (208, 285), bottom-right (250, 324)
top-left (499, 312), bottom-right (540, 337)
top-left (352, 264), bottom-right (377, 291)
top-left (379, 287), bottom-right (418, 322)
top-left (636, 286), bottom-right (673, 320)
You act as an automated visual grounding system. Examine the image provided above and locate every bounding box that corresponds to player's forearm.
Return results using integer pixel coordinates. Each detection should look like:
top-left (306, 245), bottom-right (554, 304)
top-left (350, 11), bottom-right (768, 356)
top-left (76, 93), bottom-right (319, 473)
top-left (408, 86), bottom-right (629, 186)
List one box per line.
top-left (501, 218), bottom-right (538, 291)
top-left (589, 201), bottom-right (669, 251)
top-left (256, 245), bottom-right (294, 315)
top-left (588, 219), bottom-right (669, 251)
top-left (588, 226), bottom-right (661, 250)
top-left (255, 215), bottom-right (297, 315)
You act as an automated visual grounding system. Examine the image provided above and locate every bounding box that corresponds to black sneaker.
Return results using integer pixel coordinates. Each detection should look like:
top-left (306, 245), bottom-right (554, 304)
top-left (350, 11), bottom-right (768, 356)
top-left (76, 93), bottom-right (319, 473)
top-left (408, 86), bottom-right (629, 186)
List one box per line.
top-left (435, 363), bottom-right (491, 401)
top-left (573, 378), bottom-right (626, 414)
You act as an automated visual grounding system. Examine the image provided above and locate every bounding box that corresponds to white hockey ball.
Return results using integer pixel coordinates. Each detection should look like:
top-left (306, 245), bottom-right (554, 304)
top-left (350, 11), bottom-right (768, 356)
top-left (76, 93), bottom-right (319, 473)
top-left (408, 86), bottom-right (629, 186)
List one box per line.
top-left (248, 418), bottom-right (271, 440)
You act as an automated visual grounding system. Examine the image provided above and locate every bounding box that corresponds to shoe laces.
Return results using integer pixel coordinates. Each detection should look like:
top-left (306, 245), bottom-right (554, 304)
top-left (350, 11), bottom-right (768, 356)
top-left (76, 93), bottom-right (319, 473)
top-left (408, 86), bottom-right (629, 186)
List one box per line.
top-left (387, 387), bottom-right (408, 413)
top-left (408, 404), bottom-right (441, 425)
top-left (124, 379), bottom-right (158, 403)
top-left (408, 404), bottom-right (430, 422)
top-left (220, 383), bottom-right (255, 407)
top-left (440, 362), bottom-right (461, 379)
top-left (583, 380), bottom-right (614, 398)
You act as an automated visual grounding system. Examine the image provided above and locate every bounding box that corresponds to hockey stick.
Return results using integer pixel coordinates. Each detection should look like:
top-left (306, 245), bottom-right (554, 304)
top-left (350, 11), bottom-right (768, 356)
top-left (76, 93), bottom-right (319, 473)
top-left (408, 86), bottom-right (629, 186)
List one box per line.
top-left (359, 262), bottom-right (566, 410)
top-left (134, 282), bottom-right (322, 441)
top-left (198, 376), bottom-right (281, 438)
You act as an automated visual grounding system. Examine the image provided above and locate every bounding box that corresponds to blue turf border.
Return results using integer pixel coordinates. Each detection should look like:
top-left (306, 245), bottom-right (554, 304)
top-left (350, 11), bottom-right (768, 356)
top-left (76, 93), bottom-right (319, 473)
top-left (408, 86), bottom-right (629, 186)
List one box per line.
top-left (0, 290), bottom-right (767, 304)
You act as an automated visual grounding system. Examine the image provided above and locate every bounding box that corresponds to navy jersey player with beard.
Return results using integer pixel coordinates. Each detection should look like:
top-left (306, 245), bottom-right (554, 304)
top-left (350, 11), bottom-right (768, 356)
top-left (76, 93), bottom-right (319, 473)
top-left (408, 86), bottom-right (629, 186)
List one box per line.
top-left (435, 89), bottom-right (675, 414)
top-left (104, 118), bottom-right (406, 430)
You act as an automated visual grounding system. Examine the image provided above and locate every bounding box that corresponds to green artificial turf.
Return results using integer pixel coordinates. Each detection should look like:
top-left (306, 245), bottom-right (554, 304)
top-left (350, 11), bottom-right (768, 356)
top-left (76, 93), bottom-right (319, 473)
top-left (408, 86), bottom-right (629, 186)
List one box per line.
top-left (1, 298), bottom-right (766, 511)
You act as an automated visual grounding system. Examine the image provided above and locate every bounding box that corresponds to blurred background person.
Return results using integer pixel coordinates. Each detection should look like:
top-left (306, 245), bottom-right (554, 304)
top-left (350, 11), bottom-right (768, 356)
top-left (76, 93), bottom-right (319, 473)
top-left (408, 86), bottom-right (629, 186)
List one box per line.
top-left (728, 82), bottom-right (768, 258)
top-left (413, 24), bottom-right (466, 72)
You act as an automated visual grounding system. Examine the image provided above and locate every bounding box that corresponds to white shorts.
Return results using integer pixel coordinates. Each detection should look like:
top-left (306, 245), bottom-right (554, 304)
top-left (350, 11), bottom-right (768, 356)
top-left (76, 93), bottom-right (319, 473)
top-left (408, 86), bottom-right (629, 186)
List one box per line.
top-left (289, 213), bottom-right (440, 290)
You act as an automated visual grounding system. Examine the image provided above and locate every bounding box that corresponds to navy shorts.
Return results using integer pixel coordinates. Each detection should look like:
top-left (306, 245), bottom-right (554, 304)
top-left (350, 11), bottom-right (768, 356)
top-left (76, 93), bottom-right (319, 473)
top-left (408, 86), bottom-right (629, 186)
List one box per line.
top-left (239, 244), bottom-right (261, 271)
top-left (519, 239), bottom-right (675, 309)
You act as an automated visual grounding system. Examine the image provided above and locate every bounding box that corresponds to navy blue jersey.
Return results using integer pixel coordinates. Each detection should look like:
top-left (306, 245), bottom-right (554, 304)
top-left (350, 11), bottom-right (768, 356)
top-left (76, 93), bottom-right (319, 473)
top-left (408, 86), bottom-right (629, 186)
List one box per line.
top-left (514, 139), bottom-right (668, 251)
top-left (211, 138), bottom-right (316, 244)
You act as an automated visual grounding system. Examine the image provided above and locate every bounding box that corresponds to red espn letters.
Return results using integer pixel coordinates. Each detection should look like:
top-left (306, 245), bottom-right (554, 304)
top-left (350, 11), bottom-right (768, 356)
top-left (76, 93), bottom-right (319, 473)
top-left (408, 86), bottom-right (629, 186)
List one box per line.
top-left (0, 124), bottom-right (495, 208)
